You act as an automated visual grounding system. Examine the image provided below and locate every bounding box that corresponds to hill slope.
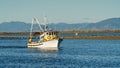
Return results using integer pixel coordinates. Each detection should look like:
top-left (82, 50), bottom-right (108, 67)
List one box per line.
top-left (0, 18), bottom-right (120, 32)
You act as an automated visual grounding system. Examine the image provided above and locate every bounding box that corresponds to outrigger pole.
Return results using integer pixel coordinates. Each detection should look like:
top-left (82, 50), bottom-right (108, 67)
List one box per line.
top-left (29, 18), bottom-right (44, 37)
top-left (36, 18), bottom-right (44, 32)
top-left (30, 18), bottom-right (34, 37)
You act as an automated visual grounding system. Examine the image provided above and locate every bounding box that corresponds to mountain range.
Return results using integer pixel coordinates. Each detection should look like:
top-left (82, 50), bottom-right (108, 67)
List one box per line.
top-left (0, 18), bottom-right (120, 32)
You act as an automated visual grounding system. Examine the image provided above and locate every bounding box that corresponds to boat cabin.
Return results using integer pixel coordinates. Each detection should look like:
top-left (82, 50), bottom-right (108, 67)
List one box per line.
top-left (45, 31), bottom-right (57, 35)
top-left (43, 30), bottom-right (58, 41)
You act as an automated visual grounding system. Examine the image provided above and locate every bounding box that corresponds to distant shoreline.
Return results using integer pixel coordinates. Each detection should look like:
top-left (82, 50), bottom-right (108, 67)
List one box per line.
top-left (0, 30), bottom-right (120, 39)
top-left (0, 30), bottom-right (120, 34)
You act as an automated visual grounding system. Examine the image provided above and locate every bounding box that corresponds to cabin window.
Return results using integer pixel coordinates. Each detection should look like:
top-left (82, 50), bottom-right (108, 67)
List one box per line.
top-left (52, 32), bottom-right (54, 35)
top-left (55, 32), bottom-right (57, 35)
top-left (49, 32), bottom-right (51, 35)
top-left (46, 32), bottom-right (49, 35)
top-left (54, 32), bottom-right (57, 35)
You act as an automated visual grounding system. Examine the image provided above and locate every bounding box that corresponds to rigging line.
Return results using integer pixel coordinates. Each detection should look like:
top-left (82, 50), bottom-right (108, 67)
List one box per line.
top-left (36, 18), bottom-right (44, 32)
top-left (30, 19), bottom-right (34, 37)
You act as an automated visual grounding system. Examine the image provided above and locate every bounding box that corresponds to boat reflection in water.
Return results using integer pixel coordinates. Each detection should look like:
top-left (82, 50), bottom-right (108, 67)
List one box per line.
top-left (28, 47), bottom-right (60, 58)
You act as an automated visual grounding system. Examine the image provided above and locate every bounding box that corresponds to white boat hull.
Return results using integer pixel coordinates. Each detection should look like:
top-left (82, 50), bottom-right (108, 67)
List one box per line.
top-left (28, 39), bottom-right (59, 48)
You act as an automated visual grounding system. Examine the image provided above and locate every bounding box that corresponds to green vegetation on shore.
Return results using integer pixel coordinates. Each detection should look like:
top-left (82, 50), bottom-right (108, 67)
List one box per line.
top-left (0, 30), bottom-right (120, 39)
top-left (62, 36), bottom-right (120, 40)
top-left (0, 30), bottom-right (120, 34)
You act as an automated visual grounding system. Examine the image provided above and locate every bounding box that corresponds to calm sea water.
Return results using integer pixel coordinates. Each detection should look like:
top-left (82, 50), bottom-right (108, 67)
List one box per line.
top-left (0, 39), bottom-right (120, 68)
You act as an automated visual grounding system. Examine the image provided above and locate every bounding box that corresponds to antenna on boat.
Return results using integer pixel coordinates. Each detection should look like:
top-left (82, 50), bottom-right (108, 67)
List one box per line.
top-left (44, 16), bottom-right (47, 31)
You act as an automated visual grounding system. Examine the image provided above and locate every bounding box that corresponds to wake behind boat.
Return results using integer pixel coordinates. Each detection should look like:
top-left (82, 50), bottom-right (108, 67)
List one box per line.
top-left (27, 17), bottom-right (62, 48)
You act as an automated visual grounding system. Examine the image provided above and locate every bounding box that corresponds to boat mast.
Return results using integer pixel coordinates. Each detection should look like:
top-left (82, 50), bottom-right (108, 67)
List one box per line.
top-left (44, 16), bottom-right (47, 31)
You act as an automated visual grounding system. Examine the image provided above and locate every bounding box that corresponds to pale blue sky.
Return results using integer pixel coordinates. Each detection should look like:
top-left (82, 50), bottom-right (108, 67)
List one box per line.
top-left (0, 0), bottom-right (120, 23)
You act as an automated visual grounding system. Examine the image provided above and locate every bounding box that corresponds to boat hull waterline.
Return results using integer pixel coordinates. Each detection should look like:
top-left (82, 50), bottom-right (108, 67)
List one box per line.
top-left (28, 39), bottom-right (59, 48)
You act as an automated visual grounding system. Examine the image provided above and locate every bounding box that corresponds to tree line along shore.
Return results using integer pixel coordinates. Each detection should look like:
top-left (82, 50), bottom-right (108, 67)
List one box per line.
top-left (0, 30), bottom-right (120, 39)
top-left (0, 30), bottom-right (120, 34)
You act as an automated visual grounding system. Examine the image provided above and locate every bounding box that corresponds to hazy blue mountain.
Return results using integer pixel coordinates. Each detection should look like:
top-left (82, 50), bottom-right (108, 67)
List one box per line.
top-left (0, 21), bottom-right (31, 32)
top-left (49, 18), bottom-right (120, 30)
top-left (0, 18), bottom-right (120, 32)
top-left (94, 18), bottom-right (120, 30)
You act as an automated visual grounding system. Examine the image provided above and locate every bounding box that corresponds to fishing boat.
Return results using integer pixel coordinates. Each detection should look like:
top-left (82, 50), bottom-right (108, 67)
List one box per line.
top-left (27, 17), bottom-right (62, 48)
